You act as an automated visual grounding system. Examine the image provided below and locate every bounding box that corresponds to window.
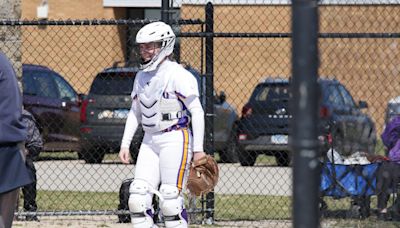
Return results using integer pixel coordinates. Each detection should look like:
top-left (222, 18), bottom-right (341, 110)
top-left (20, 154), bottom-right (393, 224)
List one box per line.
top-left (53, 74), bottom-right (77, 102)
top-left (90, 72), bottom-right (136, 95)
top-left (30, 71), bottom-right (58, 99)
top-left (325, 84), bottom-right (344, 105)
top-left (254, 84), bottom-right (290, 102)
top-left (22, 71), bottom-right (38, 96)
top-left (338, 84), bottom-right (356, 107)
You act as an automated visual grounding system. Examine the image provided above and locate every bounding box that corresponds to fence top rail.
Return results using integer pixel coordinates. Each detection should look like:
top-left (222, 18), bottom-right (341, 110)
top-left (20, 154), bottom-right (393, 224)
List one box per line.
top-left (179, 32), bottom-right (400, 38)
top-left (0, 19), bottom-right (204, 26)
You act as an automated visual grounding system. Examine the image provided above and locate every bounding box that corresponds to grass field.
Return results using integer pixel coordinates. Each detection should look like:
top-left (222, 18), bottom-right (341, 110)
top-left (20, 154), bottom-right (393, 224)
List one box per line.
top-left (25, 191), bottom-right (289, 220)
top-left (18, 190), bottom-right (397, 224)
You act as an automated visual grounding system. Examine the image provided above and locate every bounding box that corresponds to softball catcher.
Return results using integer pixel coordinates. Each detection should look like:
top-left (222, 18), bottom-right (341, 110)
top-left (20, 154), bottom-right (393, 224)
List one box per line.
top-left (119, 21), bottom-right (207, 228)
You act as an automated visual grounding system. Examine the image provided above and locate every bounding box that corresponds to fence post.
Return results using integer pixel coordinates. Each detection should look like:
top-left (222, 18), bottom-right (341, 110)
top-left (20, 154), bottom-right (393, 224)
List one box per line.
top-left (291, 0), bottom-right (320, 227)
top-left (204, 1), bottom-right (215, 225)
top-left (161, 0), bottom-right (169, 23)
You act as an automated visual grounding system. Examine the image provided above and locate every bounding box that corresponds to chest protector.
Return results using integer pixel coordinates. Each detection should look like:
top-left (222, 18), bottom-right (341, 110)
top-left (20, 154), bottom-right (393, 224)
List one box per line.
top-left (137, 71), bottom-right (186, 133)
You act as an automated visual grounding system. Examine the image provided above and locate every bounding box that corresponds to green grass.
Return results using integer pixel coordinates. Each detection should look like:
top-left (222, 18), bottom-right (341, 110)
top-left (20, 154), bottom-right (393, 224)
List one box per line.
top-left (375, 139), bottom-right (386, 156)
top-left (29, 191), bottom-right (288, 218)
top-left (39, 151), bottom-right (79, 160)
top-left (18, 190), bottom-right (400, 227)
top-left (215, 195), bottom-right (291, 220)
top-left (27, 190), bottom-right (290, 220)
top-left (23, 191), bottom-right (119, 211)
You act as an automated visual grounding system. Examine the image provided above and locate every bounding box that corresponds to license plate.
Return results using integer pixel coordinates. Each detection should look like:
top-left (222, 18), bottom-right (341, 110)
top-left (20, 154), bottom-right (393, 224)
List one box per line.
top-left (113, 109), bottom-right (129, 119)
top-left (271, 135), bottom-right (288, 144)
top-left (98, 110), bottom-right (113, 119)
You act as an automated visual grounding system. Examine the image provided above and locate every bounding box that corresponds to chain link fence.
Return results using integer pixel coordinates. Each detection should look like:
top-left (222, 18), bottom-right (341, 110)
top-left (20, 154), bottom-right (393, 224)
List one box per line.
top-left (1, 0), bottom-right (400, 226)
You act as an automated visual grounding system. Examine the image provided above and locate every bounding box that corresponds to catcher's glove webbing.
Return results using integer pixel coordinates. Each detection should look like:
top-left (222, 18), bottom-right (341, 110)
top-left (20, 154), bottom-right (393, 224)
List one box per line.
top-left (187, 154), bottom-right (219, 196)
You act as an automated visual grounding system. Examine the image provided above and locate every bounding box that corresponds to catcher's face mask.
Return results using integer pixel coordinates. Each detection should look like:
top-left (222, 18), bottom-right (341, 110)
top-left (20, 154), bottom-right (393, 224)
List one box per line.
top-left (138, 42), bottom-right (161, 64)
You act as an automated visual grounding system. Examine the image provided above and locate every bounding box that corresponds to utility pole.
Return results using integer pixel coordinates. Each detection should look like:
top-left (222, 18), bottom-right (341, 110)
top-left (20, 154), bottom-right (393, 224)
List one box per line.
top-left (0, 0), bottom-right (22, 79)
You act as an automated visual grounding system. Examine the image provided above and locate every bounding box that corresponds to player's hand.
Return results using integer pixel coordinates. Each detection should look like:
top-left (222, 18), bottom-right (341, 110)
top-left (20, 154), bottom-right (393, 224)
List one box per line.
top-left (119, 147), bottom-right (131, 164)
top-left (193, 151), bottom-right (206, 162)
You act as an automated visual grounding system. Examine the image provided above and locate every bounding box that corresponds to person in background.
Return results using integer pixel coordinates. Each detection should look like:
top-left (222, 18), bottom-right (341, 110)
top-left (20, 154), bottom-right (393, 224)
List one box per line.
top-left (0, 52), bottom-right (33, 228)
top-left (20, 108), bottom-right (43, 221)
top-left (376, 115), bottom-right (400, 220)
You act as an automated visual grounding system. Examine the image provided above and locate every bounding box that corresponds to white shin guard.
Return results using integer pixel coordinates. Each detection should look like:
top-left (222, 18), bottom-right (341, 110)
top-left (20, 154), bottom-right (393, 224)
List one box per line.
top-left (160, 185), bottom-right (188, 228)
top-left (128, 180), bottom-right (155, 228)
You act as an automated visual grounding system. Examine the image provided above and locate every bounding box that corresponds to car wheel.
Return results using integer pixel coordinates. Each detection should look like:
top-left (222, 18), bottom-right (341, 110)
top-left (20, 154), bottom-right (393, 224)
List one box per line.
top-left (275, 151), bottom-right (291, 167)
top-left (238, 148), bottom-right (257, 166)
top-left (79, 146), bottom-right (106, 164)
top-left (219, 130), bottom-right (239, 163)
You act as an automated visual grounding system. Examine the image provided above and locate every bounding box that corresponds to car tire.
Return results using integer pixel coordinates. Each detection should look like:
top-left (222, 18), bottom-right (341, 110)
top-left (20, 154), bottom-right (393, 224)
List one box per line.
top-left (79, 146), bottom-right (106, 164)
top-left (238, 148), bottom-right (257, 166)
top-left (275, 151), bottom-right (291, 167)
top-left (219, 130), bottom-right (239, 163)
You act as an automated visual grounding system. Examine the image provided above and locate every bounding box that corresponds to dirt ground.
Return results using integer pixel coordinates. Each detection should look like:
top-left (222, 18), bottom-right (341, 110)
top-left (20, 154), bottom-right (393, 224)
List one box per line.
top-left (12, 216), bottom-right (291, 228)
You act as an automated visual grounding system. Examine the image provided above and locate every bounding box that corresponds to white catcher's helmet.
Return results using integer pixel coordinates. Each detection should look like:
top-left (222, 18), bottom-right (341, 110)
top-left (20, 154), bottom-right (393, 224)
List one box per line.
top-left (136, 21), bottom-right (175, 72)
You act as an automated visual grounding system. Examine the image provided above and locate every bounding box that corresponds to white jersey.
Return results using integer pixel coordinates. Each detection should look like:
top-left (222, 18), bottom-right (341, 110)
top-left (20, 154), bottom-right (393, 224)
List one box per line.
top-left (121, 59), bottom-right (204, 152)
top-left (131, 60), bottom-right (200, 133)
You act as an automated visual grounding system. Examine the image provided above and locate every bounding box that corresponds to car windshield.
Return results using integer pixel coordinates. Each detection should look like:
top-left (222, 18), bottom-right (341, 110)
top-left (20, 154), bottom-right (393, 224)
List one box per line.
top-left (90, 72), bottom-right (136, 95)
top-left (253, 83), bottom-right (290, 102)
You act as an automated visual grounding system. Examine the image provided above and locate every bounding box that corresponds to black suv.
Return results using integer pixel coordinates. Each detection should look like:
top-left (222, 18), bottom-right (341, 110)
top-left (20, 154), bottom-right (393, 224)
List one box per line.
top-left (237, 77), bottom-right (376, 166)
top-left (22, 64), bottom-right (82, 152)
top-left (79, 66), bottom-right (143, 163)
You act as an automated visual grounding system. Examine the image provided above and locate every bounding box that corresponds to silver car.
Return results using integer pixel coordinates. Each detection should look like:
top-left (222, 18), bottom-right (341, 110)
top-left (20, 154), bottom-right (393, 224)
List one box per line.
top-left (186, 66), bottom-right (239, 163)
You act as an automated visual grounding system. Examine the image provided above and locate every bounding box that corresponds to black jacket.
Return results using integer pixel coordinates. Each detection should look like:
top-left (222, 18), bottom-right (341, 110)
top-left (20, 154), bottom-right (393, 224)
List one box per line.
top-left (22, 109), bottom-right (43, 158)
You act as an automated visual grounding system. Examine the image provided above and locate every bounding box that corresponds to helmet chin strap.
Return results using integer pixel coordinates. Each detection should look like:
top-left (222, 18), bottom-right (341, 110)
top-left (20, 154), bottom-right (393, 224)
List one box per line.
top-left (141, 58), bottom-right (151, 65)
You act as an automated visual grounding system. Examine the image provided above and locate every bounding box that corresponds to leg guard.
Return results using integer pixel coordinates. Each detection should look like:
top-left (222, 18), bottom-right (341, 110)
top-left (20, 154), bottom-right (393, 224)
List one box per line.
top-left (159, 184), bottom-right (188, 228)
top-left (128, 180), bottom-right (155, 228)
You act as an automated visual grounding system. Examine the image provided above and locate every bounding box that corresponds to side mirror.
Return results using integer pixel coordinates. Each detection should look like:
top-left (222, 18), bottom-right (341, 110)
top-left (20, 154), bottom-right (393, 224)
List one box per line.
top-left (219, 91), bottom-right (226, 104)
top-left (358, 100), bottom-right (368, 109)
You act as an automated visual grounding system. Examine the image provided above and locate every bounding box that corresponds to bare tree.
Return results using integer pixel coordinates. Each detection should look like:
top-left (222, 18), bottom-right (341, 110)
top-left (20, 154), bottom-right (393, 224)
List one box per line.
top-left (0, 0), bottom-right (22, 79)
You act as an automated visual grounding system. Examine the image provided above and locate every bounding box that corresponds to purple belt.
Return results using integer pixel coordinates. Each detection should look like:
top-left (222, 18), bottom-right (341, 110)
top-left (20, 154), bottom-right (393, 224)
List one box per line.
top-left (162, 124), bottom-right (188, 133)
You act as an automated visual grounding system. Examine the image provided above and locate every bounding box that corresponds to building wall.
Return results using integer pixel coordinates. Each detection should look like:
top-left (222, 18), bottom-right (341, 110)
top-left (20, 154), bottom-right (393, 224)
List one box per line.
top-left (21, 0), bottom-right (126, 93)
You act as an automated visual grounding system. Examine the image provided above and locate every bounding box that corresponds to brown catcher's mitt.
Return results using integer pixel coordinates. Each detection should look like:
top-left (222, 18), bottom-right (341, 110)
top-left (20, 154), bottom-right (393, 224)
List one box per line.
top-left (187, 154), bottom-right (219, 196)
